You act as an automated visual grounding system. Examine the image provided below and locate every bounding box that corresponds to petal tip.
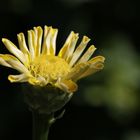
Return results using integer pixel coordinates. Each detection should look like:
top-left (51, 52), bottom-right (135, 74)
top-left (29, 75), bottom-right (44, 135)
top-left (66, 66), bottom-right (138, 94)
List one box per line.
top-left (2, 38), bottom-right (7, 43)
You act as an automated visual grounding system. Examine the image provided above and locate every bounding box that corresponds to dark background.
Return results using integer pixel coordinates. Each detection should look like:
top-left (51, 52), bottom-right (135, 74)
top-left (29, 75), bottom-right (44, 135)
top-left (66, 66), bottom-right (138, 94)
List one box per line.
top-left (0, 0), bottom-right (140, 140)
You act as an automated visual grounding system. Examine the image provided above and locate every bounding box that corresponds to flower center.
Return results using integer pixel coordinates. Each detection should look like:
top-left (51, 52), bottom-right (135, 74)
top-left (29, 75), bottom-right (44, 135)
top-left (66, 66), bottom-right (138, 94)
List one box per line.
top-left (29, 55), bottom-right (71, 81)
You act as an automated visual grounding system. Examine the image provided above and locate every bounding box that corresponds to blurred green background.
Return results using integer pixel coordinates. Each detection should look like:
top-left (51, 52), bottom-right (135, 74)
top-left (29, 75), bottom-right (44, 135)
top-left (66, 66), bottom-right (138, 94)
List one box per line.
top-left (0, 0), bottom-right (140, 140)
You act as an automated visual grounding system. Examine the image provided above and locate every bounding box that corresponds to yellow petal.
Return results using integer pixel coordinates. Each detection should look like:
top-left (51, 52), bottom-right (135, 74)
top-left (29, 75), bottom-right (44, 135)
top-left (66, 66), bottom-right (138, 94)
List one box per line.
top-left (88, 56), bottom-right (105, 64)
top-left (65, 33), bottom-right (79, 62)
top-left (67, 63), bottom-right (90, 81)
top-left (28, 75), bottom-right (49, 86)
top-left (33, 26), bottom-right (43, 57)
top-left (0, 54), bottom-right (30, 74)
top-left (0, 57), bottom-right (12, 67)
top-left (69, 36), bottom-right (90, 67)
top-left (78, 63), bottom-right (104, 79)
top-left (28, 77), bottom-right (40, 85)
top-left (50, 28), bottom-right (58, 55)
top-left (56, 80), bottom-right (78, 93)
top-left (8, 74), bottom-right (29, 82)
top-left (2, 38), bottom-right (26, 64)
top-left (42, 26), bottom-right (58, 55)
top-left (36, 75), bottom-right (49, 86)
top-left (17, 33), bottom-right (30, 64)
top-left (28, 30), bottom-right (35, 60)
top-left (77, 45), bottom-right (96, 64)
top-left (58, 31), bottom-right (75, 58)
top-left (17, 33), bottom-right (29, 54)
top-left (44, 25), bottom-right (50, 38)
top-left (42, 26), bottom-right (50, 55)
top-left (78, 56), bottom-right (105, 79)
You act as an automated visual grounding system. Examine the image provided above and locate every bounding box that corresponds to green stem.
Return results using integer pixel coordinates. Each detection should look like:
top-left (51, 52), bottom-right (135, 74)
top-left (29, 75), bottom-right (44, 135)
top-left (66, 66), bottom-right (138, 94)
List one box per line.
top-left (32, 111), bottom-right (54, 140)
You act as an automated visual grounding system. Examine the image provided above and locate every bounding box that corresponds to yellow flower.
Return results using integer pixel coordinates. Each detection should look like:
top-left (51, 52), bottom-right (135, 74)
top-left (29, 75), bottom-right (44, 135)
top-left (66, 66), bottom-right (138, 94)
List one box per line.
top-left (0, 26), bottom-right (105, 93)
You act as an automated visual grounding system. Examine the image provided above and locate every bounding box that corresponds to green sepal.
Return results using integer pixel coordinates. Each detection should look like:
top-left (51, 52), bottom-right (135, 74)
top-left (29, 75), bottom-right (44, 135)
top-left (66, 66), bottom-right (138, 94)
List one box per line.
top-left (22, 83), bottom-right (73, 114)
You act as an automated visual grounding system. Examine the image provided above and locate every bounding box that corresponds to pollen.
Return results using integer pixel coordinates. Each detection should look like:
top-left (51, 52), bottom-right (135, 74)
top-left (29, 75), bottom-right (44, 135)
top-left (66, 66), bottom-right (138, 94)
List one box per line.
top-left (28, 55), bottom-right (71, 81)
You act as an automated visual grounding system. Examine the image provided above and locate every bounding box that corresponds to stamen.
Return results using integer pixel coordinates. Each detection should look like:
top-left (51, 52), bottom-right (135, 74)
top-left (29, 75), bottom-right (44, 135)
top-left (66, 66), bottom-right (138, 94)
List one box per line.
top-left (28, 55), bottom-right (70, 82)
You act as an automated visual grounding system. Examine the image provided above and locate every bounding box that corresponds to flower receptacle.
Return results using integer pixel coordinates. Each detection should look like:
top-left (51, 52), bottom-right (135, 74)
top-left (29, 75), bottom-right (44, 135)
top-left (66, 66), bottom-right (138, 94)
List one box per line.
top-left (23, 83), bottom-right (73, 114)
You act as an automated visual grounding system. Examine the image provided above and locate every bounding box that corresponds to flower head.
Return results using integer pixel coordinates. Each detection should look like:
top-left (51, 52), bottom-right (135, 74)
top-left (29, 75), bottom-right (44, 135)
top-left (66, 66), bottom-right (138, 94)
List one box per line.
top-left (0, 26), bottom-right (105, 93)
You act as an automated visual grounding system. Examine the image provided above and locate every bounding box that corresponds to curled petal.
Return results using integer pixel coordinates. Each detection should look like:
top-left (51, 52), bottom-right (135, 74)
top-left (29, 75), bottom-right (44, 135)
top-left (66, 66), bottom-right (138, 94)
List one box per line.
top-left (28, 30), bottom-right (35, 60)
top-left (56, 80), bottom-right (78, 93)
top-left (42, 26), bottom-right (58, 55)
top-left (28, 76), bottom-right (49, 86)
top-left (50, 28), bottom-right (58, 55)
top-left (42, 26), bottom-right (51, 55)
top-left (0, 54), bottom-right (30, 74)
top-left (28, 77), bottom-right (40, 85)
top-left (58, 31), bottom-right (77, 59)
top-left (2, 38), bottom-right (26, 64)
top-left (88, 56), bottom-right (105, 64)
top-left (0, 57), bottom-right (12, 67)
top-left (33, 26), bottom-right (43, 57)
top-left (77, 45), bottom-right (96, 64)
top-left (67, 63), bottom-right (90, 81)
top-left (69, 36), bottom-right (90, 67)
top-left (65, 33), bottom-right (79, 62)
top-left (8, 74), bottom-right (29, 83)
top-left (17, 33), bottom-right (29, 54)
top-left (78, 56), bottom-right (105, 79)
top-left (17, 33), bottom-right (30, 65)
